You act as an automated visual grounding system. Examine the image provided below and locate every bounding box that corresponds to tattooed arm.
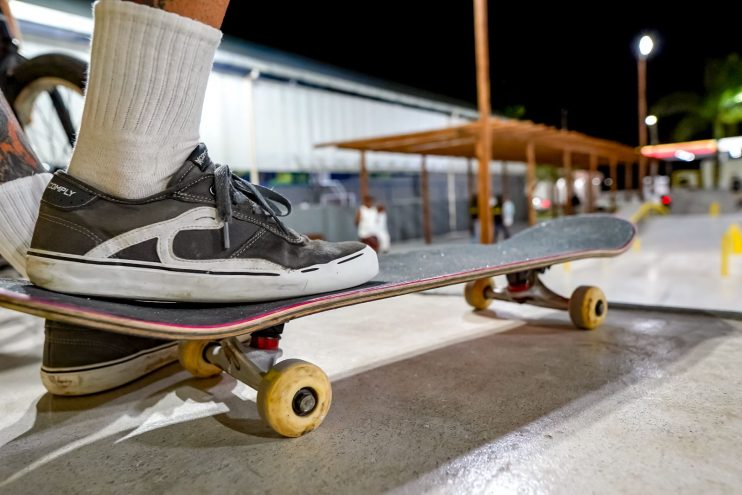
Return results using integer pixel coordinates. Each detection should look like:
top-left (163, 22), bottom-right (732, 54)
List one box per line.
top-left (124, 0), bottom-right (230, 29)
top-left (0, 91), bottom-right (42, 183)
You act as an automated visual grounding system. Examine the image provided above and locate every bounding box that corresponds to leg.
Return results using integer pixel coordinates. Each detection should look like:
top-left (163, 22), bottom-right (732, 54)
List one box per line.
top-left (494, 221), bottom-right (504, 242)
top-left (37, 0), bottom-right (233, 395)
top-left (67, 0), bottom-right (226, 199)
top-left (27, 1), bottom-right (378, 300)
top-left (126, 0), bottom-right (229, 29)
top-left (0, 1), bottom-right (220, 396)
top-left (0, 91), bottom-right (51, 275)
top-left (0, 91), bottom-right (42, 181)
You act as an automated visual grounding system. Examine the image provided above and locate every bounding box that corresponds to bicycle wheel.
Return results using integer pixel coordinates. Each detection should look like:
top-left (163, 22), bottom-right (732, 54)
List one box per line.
top-left (6, 53), bottom-right (86, 171)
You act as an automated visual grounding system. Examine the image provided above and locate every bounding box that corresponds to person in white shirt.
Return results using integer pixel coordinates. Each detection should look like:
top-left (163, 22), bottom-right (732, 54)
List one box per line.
top-left (355, 195), bottom-right (380, 252)
top-left (376, 204), bottom-right (391, 253)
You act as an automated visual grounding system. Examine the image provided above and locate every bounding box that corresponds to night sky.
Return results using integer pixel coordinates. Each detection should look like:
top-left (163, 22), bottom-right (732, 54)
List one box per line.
top-left (223, 1), bottom-right (742, 146)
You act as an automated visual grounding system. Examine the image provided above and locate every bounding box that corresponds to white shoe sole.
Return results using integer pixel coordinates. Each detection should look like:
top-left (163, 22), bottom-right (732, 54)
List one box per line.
top-left (40, 342), bottom-right (178, 396)
top-left (27, 245), bottom-right (378, 302)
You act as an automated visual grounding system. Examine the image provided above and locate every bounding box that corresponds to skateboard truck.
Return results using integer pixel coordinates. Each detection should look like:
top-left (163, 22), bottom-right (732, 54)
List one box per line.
top-left (464, 268), bottom-right (608, 330)
top-left (178, 325), bottom-right (332, 437)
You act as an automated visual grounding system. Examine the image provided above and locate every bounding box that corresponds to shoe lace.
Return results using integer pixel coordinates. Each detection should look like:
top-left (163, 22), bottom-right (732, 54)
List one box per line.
top-left (213, 163), bottom-right (292, 249)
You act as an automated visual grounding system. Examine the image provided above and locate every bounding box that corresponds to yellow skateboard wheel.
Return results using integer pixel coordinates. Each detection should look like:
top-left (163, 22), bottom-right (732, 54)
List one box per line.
top-left (178, 341), bottom-right (222, 377)
top-left (568, 286), bottom-right (607, 330)
top-left (464, 278), bottom-right (494, 310)
top-left (257, 359), bottom-right (332, 437)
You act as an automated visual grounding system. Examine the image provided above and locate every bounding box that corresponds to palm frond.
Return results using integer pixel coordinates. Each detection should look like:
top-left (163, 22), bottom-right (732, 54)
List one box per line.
top-left (705, 54), bottom-right (742, 93)
top-left (652, 92), bottom-right (701, 116)
top-left (672, 115), bottom-right (710, 141)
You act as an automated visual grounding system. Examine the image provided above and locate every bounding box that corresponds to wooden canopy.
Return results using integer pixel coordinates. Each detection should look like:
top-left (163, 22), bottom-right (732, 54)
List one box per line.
top-left (319, 119), bottom-right (639, 166)
top-left (319, 118), bottom-right (640, 244)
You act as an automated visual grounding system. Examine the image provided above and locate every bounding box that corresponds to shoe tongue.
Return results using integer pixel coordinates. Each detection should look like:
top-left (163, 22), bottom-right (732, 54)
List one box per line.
top-left (167, 144), bottom-right (215, 188)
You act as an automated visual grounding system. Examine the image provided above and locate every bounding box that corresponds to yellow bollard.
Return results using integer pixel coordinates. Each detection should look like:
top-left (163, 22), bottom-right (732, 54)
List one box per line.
top-left (721, 232), bottom-right (730, 277)
top-left (709, 202), bottom-right (720, 217)
top-left (632, 237), bottom-right (641, 251)
top-left (729, 224), bottom-right (742, 253)
top-left (721, 224), bottom-right (742, 277)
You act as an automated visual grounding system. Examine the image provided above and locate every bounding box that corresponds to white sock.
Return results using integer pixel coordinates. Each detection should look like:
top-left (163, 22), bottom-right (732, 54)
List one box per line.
top-left (0, 174), bottom-right (52, 278)
top-left (67, 0), bottom-right (222, 199)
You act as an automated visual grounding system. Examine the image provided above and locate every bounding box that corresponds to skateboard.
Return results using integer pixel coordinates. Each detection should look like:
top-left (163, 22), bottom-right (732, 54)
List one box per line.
top-left (0, 215), bottom-right (634, 437)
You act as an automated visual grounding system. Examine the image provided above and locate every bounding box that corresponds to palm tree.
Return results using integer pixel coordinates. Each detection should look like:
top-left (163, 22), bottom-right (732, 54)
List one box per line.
top-left (652, 53), bottom-right (742, 187)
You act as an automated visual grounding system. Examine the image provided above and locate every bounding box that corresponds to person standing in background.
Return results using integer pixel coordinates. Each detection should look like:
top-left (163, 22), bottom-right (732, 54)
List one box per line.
top-left (355, 195), bottom-right (380, 252)
top-left (493, 195), bottom-right (508, 242)
top-left (376, 204), bottom-right (390, 253)
top-left (502, 195), bottom-right (515, 238)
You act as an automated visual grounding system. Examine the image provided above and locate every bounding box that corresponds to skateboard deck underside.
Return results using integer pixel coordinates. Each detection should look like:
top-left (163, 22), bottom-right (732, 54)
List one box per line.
top-left (0, 215), bottom-right (634, 339)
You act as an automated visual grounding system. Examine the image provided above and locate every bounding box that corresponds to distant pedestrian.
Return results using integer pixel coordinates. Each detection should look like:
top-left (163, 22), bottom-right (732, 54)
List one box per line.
top-left (502, 196), bottom-right (515, 235)
top-left (355, 195), bottom-right (390, 252)
top-left (376, 205), bottom-right (390, 253)
top-left (493, 195), bottom-right (511, 241)
top-left (469, 193), bottom-right (480, 242)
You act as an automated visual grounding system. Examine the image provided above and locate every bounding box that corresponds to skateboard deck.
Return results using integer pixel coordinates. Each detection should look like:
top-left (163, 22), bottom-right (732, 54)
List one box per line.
top-left (0, 214), bottom-right (634, 437)
top-left (0, 215), bottom-right (634, 339)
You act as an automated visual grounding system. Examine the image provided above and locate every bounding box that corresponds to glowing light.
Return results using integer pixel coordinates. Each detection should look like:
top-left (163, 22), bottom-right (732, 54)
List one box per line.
top-left (661, 195), bottom-right (672, 206)
top-left (718, 136), bottom-right (742, 159)
top-left (642, 139), bottom-right (716, 160)
top-left (645, 115), bottom-right (658, 126)
top-left (592, 178), bottom-right (601, 186)
top-left (639, 35), bottom-right (654, 57)
top-left (674, 150), bottom-right (695, 162)
top-left (532, 197), bottom-right (542, 207)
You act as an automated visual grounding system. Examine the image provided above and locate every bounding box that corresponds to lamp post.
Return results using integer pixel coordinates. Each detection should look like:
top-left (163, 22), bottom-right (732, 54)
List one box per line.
top-left (645, 114), bottom-right (658, 145)
top-left (645, 114), bottom-right (660, 186)
top-left (637, 34), bottom-right (654, 199)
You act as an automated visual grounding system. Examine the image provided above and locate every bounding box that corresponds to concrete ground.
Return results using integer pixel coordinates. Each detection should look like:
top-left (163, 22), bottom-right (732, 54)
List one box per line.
top-left (541, 213), bottom-right (742, 312)
top-left (0, 292), bottom-right (740, 494)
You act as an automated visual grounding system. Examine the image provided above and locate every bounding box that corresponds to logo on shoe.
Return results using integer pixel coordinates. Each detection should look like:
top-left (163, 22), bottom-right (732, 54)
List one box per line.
top-left (48, 182), bottom-right (76, 197)
top-left (193, 150), bottom-right (208, 166)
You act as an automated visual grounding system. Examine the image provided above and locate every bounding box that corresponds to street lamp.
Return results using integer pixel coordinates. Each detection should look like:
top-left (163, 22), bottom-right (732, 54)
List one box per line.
top-left (645, 114), bottom-right (660, 182)
top-left (636, 34), bottom-right (654, 198)
top-left (645, 114), bottom-right (658, 144)
top-left (638, 35), bottom-right (654, 58)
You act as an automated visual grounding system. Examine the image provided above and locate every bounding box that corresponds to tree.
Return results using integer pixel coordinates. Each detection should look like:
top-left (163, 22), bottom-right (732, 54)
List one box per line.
top-left (652, 54), bottom-right (742, 187)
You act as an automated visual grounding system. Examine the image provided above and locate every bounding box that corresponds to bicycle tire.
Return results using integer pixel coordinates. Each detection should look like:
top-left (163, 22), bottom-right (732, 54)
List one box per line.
top-left (5, 53), bottom-right (86, 170)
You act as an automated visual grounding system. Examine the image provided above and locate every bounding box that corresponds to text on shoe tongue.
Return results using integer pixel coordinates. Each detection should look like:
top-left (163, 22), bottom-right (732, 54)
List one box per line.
top-left (49, 183), bottom-right (76, 197)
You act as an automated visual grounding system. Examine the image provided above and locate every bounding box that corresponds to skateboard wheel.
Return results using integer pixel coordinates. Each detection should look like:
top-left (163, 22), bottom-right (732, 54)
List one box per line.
top-left (568, 286), bottom-right (607, 330)
top-left (257, 359), bottom-right (332, 438)
top-left (178, 341), bottom-right (222, 377)
top-left (464, 278), bottom-right (494, 310)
